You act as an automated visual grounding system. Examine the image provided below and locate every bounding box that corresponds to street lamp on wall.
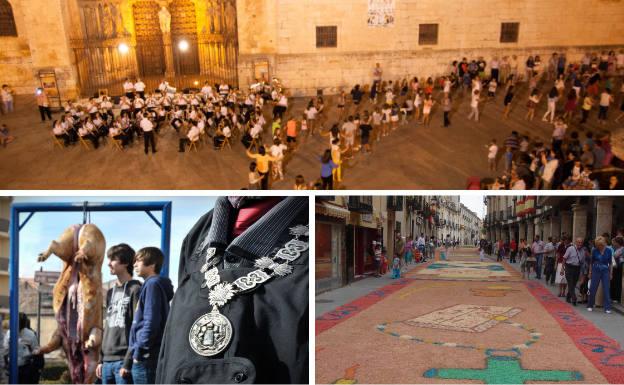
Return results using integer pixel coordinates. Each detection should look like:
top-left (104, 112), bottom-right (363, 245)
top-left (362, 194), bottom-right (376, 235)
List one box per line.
top-left (178, 39), bottom-right (189, 52)
top-left (118, 43), bottom-right (129, 54)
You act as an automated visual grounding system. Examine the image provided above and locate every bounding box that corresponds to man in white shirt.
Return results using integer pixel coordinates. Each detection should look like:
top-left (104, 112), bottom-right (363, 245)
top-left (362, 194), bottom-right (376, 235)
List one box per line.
top-left (269, 138), bottom-right (287, 180)
top-left (134, 78), bottom-right (146, 99)
top-left (341, 116), bottom-right (356, 155)
top-left (140, 116), bottom-right (156, 154)
top-left (250, 121), bottom-right (263, 139)
top-left (487, 139), bottom-right (498, 172)
top-left (123, 79), bottom-right (135, 100)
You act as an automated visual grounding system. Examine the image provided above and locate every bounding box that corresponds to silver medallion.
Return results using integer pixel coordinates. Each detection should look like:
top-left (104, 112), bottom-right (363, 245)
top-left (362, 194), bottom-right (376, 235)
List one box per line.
top-left (188, 308), bottom-right (233, 357)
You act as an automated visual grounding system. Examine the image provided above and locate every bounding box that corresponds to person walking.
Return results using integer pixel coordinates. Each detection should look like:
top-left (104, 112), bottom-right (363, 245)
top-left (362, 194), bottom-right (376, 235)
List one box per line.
top-left (563, 237), bottom-right (584, 306)
top-left (531, 235), bottom-right (545, 279)
top-left (587, 236), bottom-right (614, 313)
top-left (467, 89), bottom-right (482, 122)
top-left (442, 93), bottom-right (451, 127)
top-left (555, 237), bottom-right (568, 297)
top-left (543, 237), bottom-right (557, 285)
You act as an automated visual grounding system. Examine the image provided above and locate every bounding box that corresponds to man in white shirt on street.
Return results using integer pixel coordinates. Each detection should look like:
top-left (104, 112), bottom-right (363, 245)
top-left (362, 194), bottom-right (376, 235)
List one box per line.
top-left (140, 115), bottom-right (156, 154)
top-left (134, 78), bottom-right (146, 100)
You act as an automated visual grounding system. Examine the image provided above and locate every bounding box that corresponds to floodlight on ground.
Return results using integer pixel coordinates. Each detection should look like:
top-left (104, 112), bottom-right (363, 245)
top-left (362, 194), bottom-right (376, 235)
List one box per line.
top-left (178, 40), bottom-right (189, 52)
top-left (118, 43), bottom-right (129, 54)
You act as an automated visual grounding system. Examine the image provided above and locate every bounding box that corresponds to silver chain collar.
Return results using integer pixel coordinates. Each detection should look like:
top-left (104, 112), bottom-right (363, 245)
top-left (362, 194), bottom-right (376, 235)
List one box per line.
top-left (189, 224), bottom-right (309, 357)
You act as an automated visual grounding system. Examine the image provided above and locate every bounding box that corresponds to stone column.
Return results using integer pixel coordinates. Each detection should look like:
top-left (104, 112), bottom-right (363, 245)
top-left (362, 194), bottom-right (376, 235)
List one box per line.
top-left (162, 32), bottom-right (176, 78)
top-left (560, 211), bottom-right (573, 239)
top-left (594, 197), bottom-right (614, 307)
top-left (595, 197), bottom-right (614, 237)
top-left (527, 219), bottom-right (534, 242)
top-left (534, 218), bottom-right (542, 241)
top-left (519, 221), bottom-right (526, 242)
top-left (508, 225), bottom-right (515, 243)
top-left (550, 215), bottom-right (561, 240)
top-left (572, 204), bottom-right (588, 241)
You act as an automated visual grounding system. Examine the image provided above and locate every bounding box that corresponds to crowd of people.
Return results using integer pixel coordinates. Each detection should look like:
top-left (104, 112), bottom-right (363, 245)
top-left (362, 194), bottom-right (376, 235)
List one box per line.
top-left (2, 50), bottom-right (623, 189)
top-left (482, 232), bottom-right (624, 313)
top-left (371, 233), bottom-right (463, 279)
top-left (479, 51), bottom-right (624, 190)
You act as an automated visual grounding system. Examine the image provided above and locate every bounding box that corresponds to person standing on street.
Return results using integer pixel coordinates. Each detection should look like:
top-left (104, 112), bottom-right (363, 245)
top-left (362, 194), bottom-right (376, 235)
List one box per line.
top-left (531, 235), bottom-right (545, 279)
top-left (96, 244), bottom-right (142, 385)
top-left (562, 237), bottom-right (584, 306)
top-left (587, 236), bottom-right (614, 313)
top-left (543, 237), bottom-right (557, 285)
top-left (36, 88), bottom-right (53, 122)
top-left (140, 115), bottom-right (156, 155)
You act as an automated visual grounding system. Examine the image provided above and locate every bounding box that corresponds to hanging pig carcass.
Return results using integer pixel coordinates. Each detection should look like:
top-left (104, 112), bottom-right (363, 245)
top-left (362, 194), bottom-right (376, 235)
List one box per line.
top-left (36, 224), bottom-right (106, 384)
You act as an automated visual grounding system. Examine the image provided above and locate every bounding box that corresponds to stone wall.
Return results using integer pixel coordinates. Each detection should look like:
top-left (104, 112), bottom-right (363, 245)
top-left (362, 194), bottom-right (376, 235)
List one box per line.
top-left (0, 0), bottom-right (78, 98)
top-left (237, 0), bottom-right (624, 96)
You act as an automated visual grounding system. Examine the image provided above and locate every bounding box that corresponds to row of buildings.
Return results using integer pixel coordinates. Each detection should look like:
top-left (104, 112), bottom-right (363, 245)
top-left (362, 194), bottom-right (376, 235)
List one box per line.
top-left (483, 196), bottom-right (624, 245)
top-left (316, 196), bottom-right (481, 293)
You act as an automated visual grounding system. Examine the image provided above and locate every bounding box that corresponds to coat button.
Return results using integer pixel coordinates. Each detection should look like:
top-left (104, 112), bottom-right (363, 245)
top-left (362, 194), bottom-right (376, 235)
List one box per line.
top-left (233, 372), bottom-right (247, 383)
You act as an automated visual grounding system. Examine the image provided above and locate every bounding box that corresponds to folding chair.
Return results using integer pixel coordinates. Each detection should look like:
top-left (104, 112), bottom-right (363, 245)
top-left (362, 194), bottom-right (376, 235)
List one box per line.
top-left (52, 134), bottom-right (64, 149)
top-left (218, 136), bottom-right (231, 150)
top-left (248, 136), bottom-right (259, 151)
top-left (110, 137), bottom-right (123, 151)
top-left (188, 138), bottom-right (199, 152)
top-left (78, 135), bottom-right (92, 150)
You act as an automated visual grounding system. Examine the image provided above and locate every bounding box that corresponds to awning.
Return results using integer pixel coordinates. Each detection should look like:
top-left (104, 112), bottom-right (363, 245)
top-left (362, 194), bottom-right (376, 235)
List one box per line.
top-left (316, 202), bottom-right (350, 220)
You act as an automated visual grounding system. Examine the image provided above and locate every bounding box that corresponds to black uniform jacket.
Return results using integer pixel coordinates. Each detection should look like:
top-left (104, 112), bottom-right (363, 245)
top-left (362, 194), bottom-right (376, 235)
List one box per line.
top-left (156, 197), bottom-right (308, 384)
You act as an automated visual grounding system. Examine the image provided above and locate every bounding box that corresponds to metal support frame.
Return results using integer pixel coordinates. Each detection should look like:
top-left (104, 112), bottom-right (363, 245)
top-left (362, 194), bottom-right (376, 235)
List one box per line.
top-left (8, 201), bottom-right (172, 384)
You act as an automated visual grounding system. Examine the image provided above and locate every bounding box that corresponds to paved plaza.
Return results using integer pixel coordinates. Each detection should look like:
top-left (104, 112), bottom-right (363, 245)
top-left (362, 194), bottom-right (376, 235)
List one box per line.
top-left (0, 81), bottom-right (622, 189)
top-left (316, 248), bottom-right (624, 384)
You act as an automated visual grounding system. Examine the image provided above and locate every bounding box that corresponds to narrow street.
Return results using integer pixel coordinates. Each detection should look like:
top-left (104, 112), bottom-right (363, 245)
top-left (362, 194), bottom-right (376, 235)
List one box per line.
top-left (316, 247), bottom-right (624, 384)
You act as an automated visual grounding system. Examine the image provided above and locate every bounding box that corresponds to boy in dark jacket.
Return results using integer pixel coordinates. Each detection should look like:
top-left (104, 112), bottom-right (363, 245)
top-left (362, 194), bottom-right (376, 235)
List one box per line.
top-left (126, 247), bottom-right (174, 384)
top-left (96, 244), bottom-right (142, 384)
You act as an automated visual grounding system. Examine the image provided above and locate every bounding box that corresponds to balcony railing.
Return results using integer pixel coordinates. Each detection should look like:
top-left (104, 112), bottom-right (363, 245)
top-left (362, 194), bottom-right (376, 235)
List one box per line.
top-left (387, 196), bottom-right (404, 211)
top-left (348, 197), bottom-right (373, 213)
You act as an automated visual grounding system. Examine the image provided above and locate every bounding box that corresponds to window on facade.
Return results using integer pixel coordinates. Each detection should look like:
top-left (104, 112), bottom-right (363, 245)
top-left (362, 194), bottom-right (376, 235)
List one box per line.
top-left (500, 22), bottom-right (519, 43)
top-left (0, 0), bottom-right (17, 36)
top-left (418, 23), bottom-right (438, 45)
top-left (316, 26), bottom-right (337, 48)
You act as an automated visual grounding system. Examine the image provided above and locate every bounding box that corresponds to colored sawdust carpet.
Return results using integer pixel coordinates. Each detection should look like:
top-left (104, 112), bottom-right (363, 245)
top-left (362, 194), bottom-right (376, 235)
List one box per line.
top-left (316, 249), bottom-right (622, 384)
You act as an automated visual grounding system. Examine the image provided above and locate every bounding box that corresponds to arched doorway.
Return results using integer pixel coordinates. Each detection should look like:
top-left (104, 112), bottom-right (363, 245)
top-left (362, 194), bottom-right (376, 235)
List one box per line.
top-left (70, 0), bottom-right (238, 96)
top-left (133, 0), bottom-right (165, 77)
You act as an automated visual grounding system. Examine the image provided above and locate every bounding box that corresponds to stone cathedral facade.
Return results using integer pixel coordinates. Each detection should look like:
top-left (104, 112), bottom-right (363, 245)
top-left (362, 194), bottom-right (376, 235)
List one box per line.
top-left (1, 0), bottom-right (624, 99)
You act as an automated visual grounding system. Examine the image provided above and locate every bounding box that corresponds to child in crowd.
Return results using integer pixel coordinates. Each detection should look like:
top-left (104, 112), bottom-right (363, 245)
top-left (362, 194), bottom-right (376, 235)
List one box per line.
top-left (391, 255), bottom-right (401, 279)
